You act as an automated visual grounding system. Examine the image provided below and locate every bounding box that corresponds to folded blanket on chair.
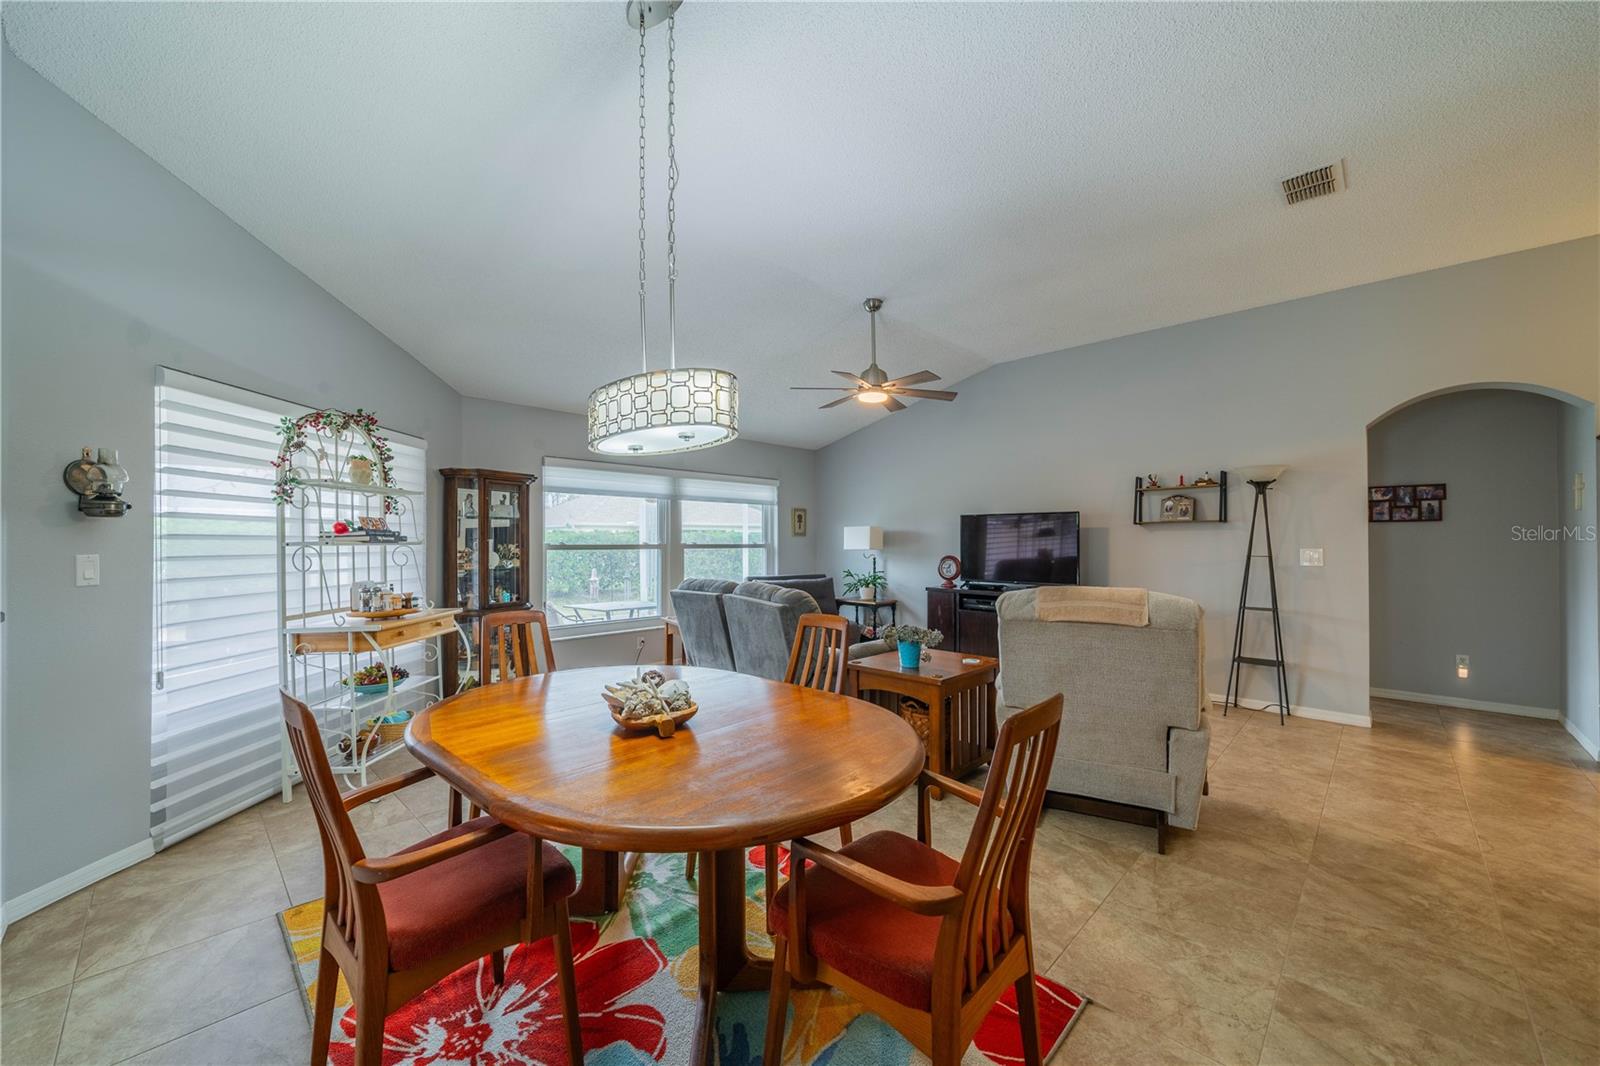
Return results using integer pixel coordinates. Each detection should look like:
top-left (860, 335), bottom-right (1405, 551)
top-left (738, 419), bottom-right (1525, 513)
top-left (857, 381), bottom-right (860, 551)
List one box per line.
top-left (1035, 585), bottom-right (1149, 626)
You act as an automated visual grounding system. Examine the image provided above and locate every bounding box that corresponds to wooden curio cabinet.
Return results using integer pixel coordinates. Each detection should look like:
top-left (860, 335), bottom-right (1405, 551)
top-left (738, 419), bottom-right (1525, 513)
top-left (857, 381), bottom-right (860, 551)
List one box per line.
top-left (440, 468), bottom-right (536, 685)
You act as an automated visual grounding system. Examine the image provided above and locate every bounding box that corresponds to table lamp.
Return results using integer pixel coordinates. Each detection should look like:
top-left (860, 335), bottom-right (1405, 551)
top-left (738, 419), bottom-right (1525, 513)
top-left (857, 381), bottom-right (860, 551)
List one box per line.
top-left (842, 526), bottom-right (884, 554)
top-left (843, 526), bottom-right (885, 599)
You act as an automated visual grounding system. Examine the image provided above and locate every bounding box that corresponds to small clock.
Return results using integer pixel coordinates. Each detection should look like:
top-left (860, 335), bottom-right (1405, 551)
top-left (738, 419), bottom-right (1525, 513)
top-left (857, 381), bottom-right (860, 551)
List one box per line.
top-left (937, 554), bottom-right (961, 588)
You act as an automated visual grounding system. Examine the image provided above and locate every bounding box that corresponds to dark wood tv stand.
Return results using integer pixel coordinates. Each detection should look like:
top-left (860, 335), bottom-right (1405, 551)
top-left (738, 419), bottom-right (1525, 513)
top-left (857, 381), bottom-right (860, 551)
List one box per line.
top-left (926, 585), bottom-right (1015, 658)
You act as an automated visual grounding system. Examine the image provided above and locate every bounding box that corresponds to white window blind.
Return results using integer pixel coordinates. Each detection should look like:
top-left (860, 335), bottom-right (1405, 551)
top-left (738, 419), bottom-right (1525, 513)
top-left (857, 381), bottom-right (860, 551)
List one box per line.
top-left (542, 458), bottom-right (777, 632)
top-left (151, 369), bottom-right (427, 847)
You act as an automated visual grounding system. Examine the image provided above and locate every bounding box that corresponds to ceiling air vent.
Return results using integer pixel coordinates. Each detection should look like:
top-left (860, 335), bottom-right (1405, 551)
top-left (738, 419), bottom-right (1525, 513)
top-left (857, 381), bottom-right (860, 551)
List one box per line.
top-left (1282, 160), bottom-right (1345, 205)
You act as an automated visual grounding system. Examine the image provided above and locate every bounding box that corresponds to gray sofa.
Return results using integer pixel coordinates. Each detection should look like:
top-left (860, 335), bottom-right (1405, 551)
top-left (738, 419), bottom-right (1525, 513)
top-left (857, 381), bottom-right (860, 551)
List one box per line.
top-left (996, 587), bottom-right (1210, 851)
top-left (755, 573), bottom-right (845, 614)
top-left (667, 578), bottom-right (738, 670)
top-left (754, 573), bottom-right (872, 646)
top-left (723, 580), bottom-right (889, 681)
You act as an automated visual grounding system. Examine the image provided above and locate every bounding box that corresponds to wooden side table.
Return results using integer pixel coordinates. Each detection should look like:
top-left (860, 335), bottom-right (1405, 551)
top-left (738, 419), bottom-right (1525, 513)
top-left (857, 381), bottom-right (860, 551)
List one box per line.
top-left (838, 596), bottom-right (897, 638)
top-left (846, 648), bottom-right (999, 796)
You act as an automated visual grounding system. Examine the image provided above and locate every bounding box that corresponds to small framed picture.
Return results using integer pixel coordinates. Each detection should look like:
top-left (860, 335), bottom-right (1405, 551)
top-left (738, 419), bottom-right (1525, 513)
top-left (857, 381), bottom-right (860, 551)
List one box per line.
top-left (357, 515), bottom-right (389, 532)
top-left (1393, 485), bottom-right (1416, 506)
top-left (1369, 486), bottom-right (1395, 502)
top-left (790, 507), bottom-right (807, 536)
top-left (1160, 494), bottom-right (1196, 522)
top-left (1415, 484), bottom-right (1447, 501)
top-left (1391, 505), bottom-right (1420, 521)
top-left (1370, 501), bottom-right (1391, 522)
top-left (1419, 500), bottom-right (1443, 521)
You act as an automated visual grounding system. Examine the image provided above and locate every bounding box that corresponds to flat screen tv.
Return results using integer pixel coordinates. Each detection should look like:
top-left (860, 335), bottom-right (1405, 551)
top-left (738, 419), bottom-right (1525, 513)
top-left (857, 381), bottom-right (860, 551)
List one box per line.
top-left (960, 511), bottom-right (1080, 586)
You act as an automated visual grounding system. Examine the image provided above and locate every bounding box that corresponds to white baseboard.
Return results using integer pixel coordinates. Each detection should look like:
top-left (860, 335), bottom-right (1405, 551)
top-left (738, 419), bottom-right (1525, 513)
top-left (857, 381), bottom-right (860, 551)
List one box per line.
top-left (1209, 693), bottom-right (1371, 728)
top-left (1370, 688), bottom-right (1560, 720)
top-left (1564, 717), bottom-right (1600, 761)
top-left (1, 838), bottom-right (154, 926)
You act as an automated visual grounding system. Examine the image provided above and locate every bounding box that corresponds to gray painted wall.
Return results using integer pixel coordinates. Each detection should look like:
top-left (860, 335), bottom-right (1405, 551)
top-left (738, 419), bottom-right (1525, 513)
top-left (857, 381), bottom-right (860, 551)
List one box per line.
top-left (1, 47), bottom-right (464, 901)
top-left (1559, 405), bottom-right (1599, 753)
top-left (814, 238), bottom-right (1598, 722)
top-left (455, 397), bottom-right (818, 667)
top-left (1368, 389), bottom-right (1564, 709)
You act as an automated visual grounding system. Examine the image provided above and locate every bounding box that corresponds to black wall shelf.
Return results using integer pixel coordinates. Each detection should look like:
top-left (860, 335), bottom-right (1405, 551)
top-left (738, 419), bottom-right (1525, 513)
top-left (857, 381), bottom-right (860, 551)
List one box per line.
top-left (1133, 469), bottom-right (1228, 526)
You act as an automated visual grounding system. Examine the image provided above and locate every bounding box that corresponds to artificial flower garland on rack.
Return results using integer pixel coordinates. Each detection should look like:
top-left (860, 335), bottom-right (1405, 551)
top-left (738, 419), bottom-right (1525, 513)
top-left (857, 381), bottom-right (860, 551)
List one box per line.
top-left (270, 408), bottom-right (400, 512)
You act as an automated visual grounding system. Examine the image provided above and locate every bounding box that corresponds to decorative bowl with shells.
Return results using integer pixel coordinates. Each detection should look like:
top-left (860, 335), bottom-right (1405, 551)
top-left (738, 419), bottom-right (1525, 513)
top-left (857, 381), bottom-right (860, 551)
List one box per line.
top-left (603, 673), bottom-right (697, 738)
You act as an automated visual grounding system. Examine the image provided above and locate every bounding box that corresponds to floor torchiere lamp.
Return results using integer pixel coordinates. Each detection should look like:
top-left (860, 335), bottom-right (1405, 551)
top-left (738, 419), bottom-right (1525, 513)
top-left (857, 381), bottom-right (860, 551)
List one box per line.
top-left (1223, 465), bottom-right (1291, 724)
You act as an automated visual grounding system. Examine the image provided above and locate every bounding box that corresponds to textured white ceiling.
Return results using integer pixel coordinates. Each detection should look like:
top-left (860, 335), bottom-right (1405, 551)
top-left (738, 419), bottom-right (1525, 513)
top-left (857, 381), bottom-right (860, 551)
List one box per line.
top-left (5, 3), bottom-right (1596, 448)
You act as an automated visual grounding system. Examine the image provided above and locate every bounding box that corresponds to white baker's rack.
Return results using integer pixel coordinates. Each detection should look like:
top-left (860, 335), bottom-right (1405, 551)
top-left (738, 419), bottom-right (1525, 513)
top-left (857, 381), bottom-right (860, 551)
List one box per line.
top-left (274, 423), bottom-right (470, 800)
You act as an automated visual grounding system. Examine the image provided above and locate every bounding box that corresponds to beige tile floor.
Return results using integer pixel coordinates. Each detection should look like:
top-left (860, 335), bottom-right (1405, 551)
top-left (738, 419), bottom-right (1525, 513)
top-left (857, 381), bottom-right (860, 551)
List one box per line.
top-left (3, 699), bottom-right (1596, 1065)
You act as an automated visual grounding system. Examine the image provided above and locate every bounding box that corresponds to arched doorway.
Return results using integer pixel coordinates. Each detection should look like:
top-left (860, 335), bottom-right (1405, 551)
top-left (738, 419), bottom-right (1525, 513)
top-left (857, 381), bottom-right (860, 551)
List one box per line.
top-left (1365, 382), bottom-right (1597, 756)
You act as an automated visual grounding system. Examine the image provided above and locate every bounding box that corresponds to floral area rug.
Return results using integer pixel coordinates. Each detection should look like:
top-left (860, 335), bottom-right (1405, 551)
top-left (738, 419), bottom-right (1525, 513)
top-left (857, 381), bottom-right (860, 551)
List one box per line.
top-left (278, 847), bottom-right (1087, 1064)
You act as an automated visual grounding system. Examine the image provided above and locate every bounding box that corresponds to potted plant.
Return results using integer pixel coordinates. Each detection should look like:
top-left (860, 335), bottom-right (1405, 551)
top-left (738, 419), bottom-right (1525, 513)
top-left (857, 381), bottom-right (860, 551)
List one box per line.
top-left (348, 453), bottom-right (375, 485)
top-left (842, 566), bottom-right (888, 603)
top-left (880, 624), bottom-right (944, 670)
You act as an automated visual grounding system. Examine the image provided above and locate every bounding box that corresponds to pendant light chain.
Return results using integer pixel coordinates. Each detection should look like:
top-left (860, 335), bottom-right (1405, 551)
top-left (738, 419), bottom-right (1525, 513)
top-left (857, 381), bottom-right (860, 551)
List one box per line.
top-left (636, 10), bottom-right (649, 372)
top-left (666, 12), bottom-right (679, 370)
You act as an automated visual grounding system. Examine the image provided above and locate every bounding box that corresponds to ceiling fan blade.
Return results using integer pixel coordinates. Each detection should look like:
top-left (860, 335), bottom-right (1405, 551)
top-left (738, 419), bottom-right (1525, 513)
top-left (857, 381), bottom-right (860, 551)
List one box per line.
top-left (831, 370), bottom-right (868, 384)
top-left (890, 388), bottom-right (959, 401)
top-left (882, 370), bottom-right (941, 388)
top-left (819, 395), bottom-right (856, 409)
top-left (883, 395), bottom-right (907, 412)
top-left (790, 386), bottom-right (857, 391)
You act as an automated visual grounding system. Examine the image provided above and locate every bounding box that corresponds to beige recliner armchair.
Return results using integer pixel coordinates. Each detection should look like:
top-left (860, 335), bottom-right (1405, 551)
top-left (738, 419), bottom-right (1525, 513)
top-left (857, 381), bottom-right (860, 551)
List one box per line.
top-left (995, 587), bottom-right (1210, 851)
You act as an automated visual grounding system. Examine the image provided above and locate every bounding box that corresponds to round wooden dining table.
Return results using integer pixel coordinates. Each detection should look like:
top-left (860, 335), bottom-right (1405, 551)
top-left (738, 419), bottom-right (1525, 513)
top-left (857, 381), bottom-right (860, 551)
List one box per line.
top-left (405, 664), bottom-right (924, 1066)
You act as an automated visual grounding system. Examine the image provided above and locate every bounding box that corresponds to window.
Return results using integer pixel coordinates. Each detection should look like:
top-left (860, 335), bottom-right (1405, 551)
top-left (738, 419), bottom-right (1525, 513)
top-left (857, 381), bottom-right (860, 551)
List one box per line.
top-left (152, 369), bottom-right (427, 847)
top-left (543, 490), bottom-right (664, 627)
top-left (682, 499), bottom-right (771, 585)
top-left (541, 459), bottom-right (776, 631)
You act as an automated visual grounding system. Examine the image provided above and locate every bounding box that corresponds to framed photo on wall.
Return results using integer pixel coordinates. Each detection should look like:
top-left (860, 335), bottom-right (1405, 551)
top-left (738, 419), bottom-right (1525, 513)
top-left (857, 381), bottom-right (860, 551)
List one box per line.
top-left (1370, 484), bottom-right (1446, 522)
top-left (790, 507), bottom-right (808, 536)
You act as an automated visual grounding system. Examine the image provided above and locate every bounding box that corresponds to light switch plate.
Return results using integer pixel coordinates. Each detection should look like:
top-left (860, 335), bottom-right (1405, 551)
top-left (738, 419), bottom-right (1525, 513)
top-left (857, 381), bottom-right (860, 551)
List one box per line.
top-left (1299, 548), bottom-right (1324, 567)
top-left (75, 553), bottom-right (100, 587)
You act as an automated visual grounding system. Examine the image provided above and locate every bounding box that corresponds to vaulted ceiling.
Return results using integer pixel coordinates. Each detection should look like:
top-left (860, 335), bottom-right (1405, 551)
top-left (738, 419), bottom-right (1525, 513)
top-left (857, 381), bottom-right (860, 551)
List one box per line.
top-left (6, 2), bottom-right (1596, 448)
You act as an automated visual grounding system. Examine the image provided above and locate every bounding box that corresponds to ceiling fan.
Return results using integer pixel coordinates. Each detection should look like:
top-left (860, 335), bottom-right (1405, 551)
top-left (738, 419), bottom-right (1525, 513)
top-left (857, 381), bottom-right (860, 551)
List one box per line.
top-left (791, 298), bottom-right (957, 412)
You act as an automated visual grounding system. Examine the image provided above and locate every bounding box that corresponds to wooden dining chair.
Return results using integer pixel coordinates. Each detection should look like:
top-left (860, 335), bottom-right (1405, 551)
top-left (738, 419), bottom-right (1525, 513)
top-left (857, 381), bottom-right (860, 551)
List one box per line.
top-left (281, 691), bottom-right (583, 1066)
top-left (784, 611), bottom-right (851, 692)
top-left (483, 608), bottom-right (557, 682)
top-left (688, 613), bottom-right (855, 889)
top-left (763, 693), bottom-right (1064, 1066)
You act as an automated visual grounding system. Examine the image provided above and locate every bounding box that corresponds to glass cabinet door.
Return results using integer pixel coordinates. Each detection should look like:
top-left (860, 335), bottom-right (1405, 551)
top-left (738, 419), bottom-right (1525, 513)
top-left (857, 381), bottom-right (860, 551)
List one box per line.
top-left (486, 481), bottom-right (524, 607)
top-left (454, 478), bottom-right (480, 611)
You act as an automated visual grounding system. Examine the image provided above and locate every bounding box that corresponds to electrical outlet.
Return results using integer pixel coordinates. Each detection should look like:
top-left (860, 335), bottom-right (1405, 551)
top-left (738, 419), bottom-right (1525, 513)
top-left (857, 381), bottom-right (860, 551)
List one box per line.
top-left (75, 554), bottom-right (100, 587)
top-left (1456, 654), bottom-right (1470, 679)
top-left (1299, 548), bottom-right (1324, 567)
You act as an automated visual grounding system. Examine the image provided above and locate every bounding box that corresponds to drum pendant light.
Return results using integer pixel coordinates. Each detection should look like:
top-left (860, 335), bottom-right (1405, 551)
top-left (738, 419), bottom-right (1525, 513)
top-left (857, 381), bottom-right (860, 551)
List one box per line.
top-left (588, 1), bottom-right (738, 455)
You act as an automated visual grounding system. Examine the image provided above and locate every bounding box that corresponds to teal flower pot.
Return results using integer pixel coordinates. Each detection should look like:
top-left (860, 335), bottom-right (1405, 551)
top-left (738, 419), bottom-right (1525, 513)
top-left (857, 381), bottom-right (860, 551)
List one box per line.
top-left (897, 641), bottom-right (923, 669)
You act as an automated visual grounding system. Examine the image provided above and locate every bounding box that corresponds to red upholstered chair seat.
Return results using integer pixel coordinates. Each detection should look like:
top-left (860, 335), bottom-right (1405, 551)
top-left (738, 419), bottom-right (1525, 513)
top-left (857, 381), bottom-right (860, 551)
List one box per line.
top-left (378, 816), bottom-right (576, 970)
top-left (768, 830), bottom-right (960, 1010)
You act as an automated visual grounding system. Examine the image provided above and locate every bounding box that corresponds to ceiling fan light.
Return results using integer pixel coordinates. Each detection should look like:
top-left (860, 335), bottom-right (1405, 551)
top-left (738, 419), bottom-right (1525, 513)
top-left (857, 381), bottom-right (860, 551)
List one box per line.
top-left (857, 390), bottom-right (890, 405)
